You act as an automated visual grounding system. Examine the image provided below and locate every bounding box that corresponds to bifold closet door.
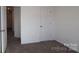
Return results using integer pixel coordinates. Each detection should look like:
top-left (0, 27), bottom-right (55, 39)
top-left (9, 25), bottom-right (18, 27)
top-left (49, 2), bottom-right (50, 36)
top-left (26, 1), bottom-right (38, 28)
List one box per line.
top-left (40, 7), bottom-right (54, 41)
top-left (21, 7), bottom-right (40, 44)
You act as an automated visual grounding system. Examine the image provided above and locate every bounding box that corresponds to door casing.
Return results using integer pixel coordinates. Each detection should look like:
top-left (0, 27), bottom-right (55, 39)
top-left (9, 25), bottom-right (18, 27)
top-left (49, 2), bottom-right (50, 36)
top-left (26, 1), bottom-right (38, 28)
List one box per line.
top-left (1, 6), bottom-right (7, 53)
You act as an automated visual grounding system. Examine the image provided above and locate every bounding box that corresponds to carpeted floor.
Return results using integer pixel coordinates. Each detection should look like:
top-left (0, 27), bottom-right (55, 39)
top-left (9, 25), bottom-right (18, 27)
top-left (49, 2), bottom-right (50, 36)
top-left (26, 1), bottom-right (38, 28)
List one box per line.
top-left (6, 30), bottom-right (77, 53)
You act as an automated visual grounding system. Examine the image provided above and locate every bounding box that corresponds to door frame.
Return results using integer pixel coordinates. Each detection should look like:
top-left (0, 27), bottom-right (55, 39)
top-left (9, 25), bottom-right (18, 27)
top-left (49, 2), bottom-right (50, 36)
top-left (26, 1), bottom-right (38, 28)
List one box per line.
top-left (1, 6), bottom-right (7, 53)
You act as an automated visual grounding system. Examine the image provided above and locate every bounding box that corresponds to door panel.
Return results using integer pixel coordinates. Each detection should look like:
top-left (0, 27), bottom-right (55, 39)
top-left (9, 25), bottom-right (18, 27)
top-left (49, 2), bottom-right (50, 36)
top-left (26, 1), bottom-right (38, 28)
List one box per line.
top-left (40, 7), bottom-right (53, 41)
top-left (1, 7), bottom-right (7, 53)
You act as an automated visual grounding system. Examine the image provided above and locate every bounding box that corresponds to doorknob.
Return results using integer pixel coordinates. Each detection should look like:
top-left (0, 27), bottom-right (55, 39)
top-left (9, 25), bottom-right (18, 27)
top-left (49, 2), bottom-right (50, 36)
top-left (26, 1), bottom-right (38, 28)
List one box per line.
top-left (40, 25), bottom-right (43, 28)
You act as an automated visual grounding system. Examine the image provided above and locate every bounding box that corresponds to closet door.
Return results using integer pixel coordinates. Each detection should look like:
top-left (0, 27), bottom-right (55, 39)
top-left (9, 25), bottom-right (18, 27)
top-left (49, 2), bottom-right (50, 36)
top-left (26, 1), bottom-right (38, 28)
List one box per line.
top-left (21, 7), bottom-right (40, 44)
top-left (40, 7), bottom-right (54, 41)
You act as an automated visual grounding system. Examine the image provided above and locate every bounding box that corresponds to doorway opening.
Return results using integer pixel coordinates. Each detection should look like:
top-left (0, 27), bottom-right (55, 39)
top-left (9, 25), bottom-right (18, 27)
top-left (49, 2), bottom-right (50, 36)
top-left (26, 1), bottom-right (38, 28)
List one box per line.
top-left (6, 6), bottom-right (15, 52)
top-left (6, 6), bottom-right (21, 52)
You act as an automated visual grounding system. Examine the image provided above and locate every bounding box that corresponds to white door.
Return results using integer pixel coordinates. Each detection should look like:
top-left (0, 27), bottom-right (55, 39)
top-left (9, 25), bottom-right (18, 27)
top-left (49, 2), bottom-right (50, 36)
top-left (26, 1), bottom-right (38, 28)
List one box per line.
top-left (1, 7), bottom-right (7, 53)
top-left (40, 7), bottom-right (54, 41)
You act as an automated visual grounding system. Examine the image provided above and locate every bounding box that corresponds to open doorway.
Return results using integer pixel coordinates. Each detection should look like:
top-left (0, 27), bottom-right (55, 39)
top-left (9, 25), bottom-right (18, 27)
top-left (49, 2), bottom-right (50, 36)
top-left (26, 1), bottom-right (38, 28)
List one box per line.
top-left (6, 6), bottom-right (15, 52)
top-left (6, 6), bottom-right (21, 52)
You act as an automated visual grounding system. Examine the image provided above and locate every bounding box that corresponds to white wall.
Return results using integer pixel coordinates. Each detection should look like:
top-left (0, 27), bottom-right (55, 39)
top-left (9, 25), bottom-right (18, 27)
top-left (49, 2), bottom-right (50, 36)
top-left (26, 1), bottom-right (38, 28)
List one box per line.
top-left (21, 7), bottom-right (40, 44)
top-left (14, 7), bottom-right (21, 38)
top-left (55, 7), bottom-right (79, 52)
top-left (21, 7), bottom-right (55, 44)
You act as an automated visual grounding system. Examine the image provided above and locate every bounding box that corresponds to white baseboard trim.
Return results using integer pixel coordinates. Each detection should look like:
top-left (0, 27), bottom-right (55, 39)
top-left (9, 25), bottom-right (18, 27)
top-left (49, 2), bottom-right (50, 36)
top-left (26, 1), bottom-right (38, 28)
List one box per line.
top-left (56, 39), bottom-right (79, 52)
